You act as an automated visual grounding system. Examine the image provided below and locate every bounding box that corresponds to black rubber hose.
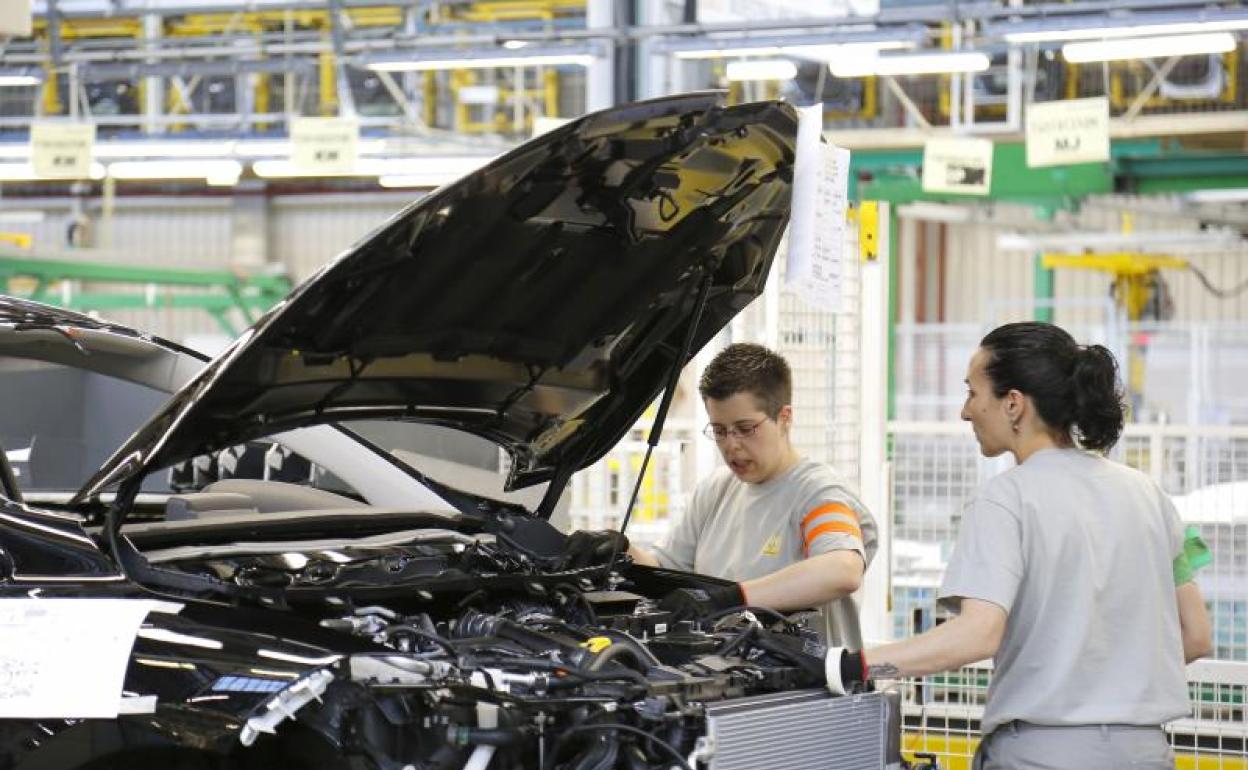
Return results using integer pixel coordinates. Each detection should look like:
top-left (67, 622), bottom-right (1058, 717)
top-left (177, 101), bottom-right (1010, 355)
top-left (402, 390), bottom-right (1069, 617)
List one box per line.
top-left (545, 724), bottom-right (692, 770)
top-left (595, 629), bottom-right (662, 668)
top-left (456, 610), bottom-right (593, 669)
top-left (379, 624), bottom-right (459, 656)
top-left (587, 642), bottom-right (649, 672)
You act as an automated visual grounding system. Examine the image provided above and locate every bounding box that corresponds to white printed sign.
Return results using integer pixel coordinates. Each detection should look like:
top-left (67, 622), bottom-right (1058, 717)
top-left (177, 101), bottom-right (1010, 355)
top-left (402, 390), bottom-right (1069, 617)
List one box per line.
top-left (786, 104), bottom-right (851, 311)
top-left (921, 137), bottom-right (994, 196)
top-left (532, 116), bottom-right (573, 138)
top-left (30, 123), bottom-right (95, 179)
top-left (1025, 97), bottom-right (1110, 168)
top-left (291, 117), bottom-right (359, 173)
top-left (0, 0), bottom-right (31, 36)
top-left (0, 599), bottom-right (169, 718)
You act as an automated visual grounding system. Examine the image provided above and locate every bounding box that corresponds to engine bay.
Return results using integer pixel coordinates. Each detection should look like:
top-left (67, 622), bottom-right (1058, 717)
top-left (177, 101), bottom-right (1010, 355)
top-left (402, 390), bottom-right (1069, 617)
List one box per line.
top-left (138, 513), bottom-right (883, 770)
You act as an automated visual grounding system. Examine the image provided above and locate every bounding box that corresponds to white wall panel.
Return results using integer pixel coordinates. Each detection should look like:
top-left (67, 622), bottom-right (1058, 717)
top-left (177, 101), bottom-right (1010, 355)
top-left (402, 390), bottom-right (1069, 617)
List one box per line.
top-left (269, 192), bottom-right (422, 282)
top-left (940, 196), bottom-right (1248, 327)
top-left (1, 197), bottom-right (238, 343)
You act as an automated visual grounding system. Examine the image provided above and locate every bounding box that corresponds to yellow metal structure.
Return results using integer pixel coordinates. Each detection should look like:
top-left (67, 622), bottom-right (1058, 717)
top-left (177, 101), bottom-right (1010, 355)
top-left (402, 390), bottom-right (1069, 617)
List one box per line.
top-left (0, 233), bottom-right (34, 249)
top-left (902, 734), bottom-right (1246, 770)
top-left (858, 201), bottom-right (880, 262)
top-left (1040, 252), bottom-right (1189, 321)
top-left (447, 67), bottom-right (562, 135)
top-left (440, 0), bottom-right (585, 23)
top-left (1108, 48), bottom-right (1240, 111)
top-left (319, 47), bottom-right (338, 116)
top-left (1040, 250), bottom-right (1190, 408)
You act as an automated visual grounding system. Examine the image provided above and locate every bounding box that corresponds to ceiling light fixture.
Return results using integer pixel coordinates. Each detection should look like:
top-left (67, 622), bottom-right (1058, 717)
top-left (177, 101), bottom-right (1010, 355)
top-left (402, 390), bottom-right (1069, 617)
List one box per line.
top-left (364, 49), bottom-right (595, 72)
top-left (0, 67), bottom-right (44, 87)
top-left (0, 162), bottom-right (106, 181)
top-left (1185, 188), bottom-right (1248, 203)
top-left (254, 156), bottom-right (492, 180)
top-left (668, 35), bottom-right (917, 60)
top-left (0, 75), bottom-right (41, 87)
top-left (1062, 32), bottom-right (1237, 63)
top-left (725, 59), bottom-right (798, 81)
top-left (831, 50), bottom-right (991, 77)
top-left (107, 160), bottom-right (243, 185)
top-left (1003, 16), bottom-right (1248, 43)
top-left (378, 174), bottom-right (458, 188)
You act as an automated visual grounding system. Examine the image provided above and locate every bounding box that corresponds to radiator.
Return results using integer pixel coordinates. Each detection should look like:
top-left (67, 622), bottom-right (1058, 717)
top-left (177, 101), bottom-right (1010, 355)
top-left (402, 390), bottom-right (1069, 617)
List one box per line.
top-left (702, 689), bottom-right (903, 770)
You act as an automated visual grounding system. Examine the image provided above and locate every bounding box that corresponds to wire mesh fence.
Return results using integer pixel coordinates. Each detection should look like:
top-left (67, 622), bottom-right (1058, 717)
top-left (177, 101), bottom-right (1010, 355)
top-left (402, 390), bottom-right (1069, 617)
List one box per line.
top-left (889, 657), bottom-right (1248, 768)
top-left (890, 420), bottom-right (1248, 766)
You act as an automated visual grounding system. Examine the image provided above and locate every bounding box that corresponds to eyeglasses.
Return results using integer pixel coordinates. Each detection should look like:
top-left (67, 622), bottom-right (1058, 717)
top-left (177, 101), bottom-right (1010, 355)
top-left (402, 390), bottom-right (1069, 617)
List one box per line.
top-left (702, 418), bottom-right (771, 442)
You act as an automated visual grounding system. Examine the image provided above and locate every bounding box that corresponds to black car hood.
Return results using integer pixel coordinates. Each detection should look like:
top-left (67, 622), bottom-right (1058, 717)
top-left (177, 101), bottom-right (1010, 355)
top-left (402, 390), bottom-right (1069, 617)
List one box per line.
top-left (78, 94), bottom-right (798, 508)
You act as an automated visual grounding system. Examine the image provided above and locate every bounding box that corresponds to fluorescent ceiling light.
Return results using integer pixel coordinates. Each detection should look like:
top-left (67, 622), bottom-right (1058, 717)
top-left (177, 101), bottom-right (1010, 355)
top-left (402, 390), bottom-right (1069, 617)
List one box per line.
top-left (378, 174), bottom-right (455, 188)
top-left (366, 52), bottom-right (593, 72)
top-left (1062, 32), bottom-right (1236, 63)
top-left (1186, 188), bottom-right (1248, 203)
top-left (255, 156), bottom-right (491, 179)
top-left (0, 138), bottom-right (391, 161)
top-left (832, 51), bottom-right (991, 77)
top-left (0, 67), bottom-right (43, 87)
top-left (725, 60), bottom-right (797, 81)
top-left (0, 162), bottom-right (106, 181)
top-left (107, 160), bottom-right (243, 185)
top-left (997, 229), bottom-right (1243, 252)
top-left (674, 39), bottom-right (912, 60)
top-left (1005, 17), bottom-right (1248, 43)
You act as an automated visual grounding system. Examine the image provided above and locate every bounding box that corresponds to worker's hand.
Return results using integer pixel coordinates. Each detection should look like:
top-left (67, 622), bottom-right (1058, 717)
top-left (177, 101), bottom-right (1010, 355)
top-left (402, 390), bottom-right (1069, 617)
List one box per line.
top-left (752, 633), bottom-right (868, 694)
top-left (657, 584), bottom-right (745, 621)
top-left (561, 530), bottom-right (629, 569)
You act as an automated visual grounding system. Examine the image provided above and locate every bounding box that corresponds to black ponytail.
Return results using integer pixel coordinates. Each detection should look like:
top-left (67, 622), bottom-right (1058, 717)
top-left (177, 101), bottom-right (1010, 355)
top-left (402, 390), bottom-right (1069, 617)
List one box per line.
top-left (981, 322), bottom-right (1125, 452)
top-left (1071, 344), bottom-right (1125, 452)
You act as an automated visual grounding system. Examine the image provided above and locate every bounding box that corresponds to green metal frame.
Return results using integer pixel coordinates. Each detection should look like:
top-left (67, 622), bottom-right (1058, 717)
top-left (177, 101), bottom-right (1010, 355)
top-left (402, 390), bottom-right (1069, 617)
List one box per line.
top-left (857, 137), bottom-right (1248, 446)
top-left (0, 256), bottom-right (292, 336)
top-left (852, 139), bottom-right (1248, 207)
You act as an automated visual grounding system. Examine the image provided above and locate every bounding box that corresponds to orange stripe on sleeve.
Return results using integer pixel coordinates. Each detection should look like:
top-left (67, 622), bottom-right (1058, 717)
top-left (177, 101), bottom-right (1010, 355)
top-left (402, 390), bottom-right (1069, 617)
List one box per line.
top-left (802, 521), bottom-right (863, 556)
top-left (800, 502), bottom-right (857, 534)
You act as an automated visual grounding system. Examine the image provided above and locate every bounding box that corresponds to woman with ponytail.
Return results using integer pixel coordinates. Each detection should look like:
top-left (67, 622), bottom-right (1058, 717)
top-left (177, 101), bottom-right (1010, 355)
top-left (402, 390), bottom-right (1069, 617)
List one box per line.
top-left (861, 322), bottom-right (1212, 769)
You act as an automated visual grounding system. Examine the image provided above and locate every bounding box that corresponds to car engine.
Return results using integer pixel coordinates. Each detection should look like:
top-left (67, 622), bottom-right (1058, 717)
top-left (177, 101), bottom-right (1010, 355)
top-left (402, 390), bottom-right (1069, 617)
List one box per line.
top-left (147, 516), bottom-right (901, 770)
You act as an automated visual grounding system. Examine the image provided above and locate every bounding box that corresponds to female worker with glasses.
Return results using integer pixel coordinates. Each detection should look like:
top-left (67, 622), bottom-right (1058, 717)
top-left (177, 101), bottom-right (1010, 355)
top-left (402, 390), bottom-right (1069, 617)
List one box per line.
top-left (567, 342), bottom-right (879, 628)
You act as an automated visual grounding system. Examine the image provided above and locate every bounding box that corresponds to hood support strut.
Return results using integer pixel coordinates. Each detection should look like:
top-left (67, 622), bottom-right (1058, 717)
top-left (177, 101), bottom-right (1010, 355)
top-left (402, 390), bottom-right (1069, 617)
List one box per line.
top-left (603, 270), bottom-right (715, 573)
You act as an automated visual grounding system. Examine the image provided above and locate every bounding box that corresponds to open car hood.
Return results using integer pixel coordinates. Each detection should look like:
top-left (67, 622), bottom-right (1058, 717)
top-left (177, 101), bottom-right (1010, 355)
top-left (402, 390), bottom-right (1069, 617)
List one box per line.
top-left (78, 94), bottom-right (799, 507)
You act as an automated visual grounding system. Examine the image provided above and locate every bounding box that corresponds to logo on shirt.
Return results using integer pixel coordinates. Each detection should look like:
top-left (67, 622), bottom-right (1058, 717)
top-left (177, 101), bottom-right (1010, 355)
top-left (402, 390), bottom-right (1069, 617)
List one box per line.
top-left (761, 533), bottom-right (781, 557)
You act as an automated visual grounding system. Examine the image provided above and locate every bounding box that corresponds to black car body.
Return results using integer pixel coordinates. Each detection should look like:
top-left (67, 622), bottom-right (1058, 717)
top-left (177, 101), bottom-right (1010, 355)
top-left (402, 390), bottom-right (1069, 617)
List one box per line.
top-left (0, 94), bottom-right (900, 770)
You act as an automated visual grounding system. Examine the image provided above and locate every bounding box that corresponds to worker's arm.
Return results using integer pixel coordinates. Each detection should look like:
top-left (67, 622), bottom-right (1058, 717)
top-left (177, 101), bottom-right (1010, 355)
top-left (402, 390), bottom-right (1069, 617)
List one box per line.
top-left (741, 550), bottom-right (864, 611)
top-left (1176, 581), bottom-right (1213, 664)
top-left (628, 545), bottom-right (660, 567)
top-left (864, 598), bottom-right (1007, 679)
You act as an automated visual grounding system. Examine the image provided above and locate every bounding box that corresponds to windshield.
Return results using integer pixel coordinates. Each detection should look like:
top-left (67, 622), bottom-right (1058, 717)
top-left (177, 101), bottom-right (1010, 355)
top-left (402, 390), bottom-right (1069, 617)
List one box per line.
top-left (342, 421), bottom-right (552, 511)
top-left (0, 358), bottom-right (173, 494)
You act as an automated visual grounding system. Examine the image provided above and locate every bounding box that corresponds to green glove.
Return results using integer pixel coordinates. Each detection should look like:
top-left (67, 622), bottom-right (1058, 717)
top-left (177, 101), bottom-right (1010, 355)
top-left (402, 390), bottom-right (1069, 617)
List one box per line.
top-left (1173, 526), bottom-right (1212, 586)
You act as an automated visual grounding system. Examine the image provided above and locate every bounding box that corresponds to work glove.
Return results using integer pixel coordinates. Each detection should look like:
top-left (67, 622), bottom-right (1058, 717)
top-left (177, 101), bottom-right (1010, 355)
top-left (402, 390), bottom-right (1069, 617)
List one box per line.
top-left (657, 584), bottom-right (745, 622)
top-left (752, 632), bottom-right (868, 694)
top-left (561, 530), bottom-right (629, 569)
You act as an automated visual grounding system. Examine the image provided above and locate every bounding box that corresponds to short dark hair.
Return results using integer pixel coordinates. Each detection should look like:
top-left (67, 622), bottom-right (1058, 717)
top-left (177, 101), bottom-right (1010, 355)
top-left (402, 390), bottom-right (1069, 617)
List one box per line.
top-left (699, 343), bottom-right (792, 418)
top-left (980, 322), bottom-right (1125, 452)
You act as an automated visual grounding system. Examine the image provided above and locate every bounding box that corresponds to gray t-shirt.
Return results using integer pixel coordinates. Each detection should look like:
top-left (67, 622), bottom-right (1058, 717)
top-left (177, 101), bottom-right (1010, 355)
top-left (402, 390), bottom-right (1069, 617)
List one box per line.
top-left (651, 458), bottom-right (878, 582)
top-left (939, 447), bottom-right (1189, 733)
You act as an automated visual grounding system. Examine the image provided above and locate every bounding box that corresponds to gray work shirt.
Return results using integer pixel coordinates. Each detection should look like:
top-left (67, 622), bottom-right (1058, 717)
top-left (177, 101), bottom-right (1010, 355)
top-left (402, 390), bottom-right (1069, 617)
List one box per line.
top-left (939, 447), bottom-right (1189, 734)
top-left (651, 458), bottom-right (878, 582)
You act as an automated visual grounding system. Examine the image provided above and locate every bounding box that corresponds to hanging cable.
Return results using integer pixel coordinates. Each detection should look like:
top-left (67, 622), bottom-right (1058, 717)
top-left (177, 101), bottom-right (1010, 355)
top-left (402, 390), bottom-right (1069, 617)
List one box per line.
top-left (1186, 262), bottom-right (1248, 299)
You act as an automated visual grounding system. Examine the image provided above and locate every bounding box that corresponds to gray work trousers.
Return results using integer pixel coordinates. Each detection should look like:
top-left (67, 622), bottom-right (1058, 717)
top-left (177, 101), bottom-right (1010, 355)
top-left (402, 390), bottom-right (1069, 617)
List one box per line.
top-left (972, 721), bottom-right (1175, 770)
